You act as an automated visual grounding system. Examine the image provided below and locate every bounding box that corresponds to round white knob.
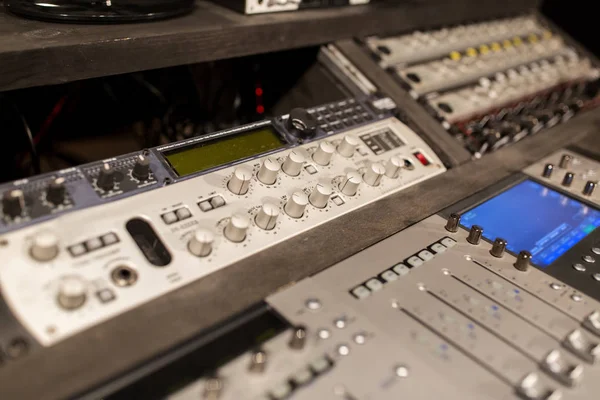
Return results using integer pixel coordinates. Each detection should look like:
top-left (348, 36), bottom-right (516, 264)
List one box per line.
top-left (188, 228), bottom-right (214, 257)
top-left (224, 213), bottom-right (250, 243)
top-left (255, 203), bottom-right (280, 230)
top-left (312, 142), bottom-right (335, 166)
top-left (337, 135), bottom-right (359, 158)
top-left (257, 157), bottom-right (280, 185)
top-left (385, 155), bottom-right (403, 178)
top-left (284, 191), bottom-right (309, 218)
top-left (57, 275), bottom-right (87, 310)
top-left (30, 231), bottom-right (59, 262)
top-left (363, 162), bottom-right (386, 186)
top-left (282, 150), bottom-right (306, 177)
top-left (339, 171), bottom-right (361, 196)
top-left (309, 183), bottom-right (332, 208)
top-left (227, 166), bottom-right (253, 195)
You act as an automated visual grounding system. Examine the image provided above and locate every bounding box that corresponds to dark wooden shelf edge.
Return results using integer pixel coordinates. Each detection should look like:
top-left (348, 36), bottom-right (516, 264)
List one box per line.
top-left (0, 0), bottom-right (538, 91)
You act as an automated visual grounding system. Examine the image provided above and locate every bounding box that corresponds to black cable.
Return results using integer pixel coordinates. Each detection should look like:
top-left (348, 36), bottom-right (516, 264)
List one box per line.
top-left (0, 94), bottom-right (41, 176)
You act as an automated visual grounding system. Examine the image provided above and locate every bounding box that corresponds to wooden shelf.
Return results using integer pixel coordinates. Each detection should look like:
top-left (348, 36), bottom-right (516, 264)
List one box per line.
top-left (0, 0), bottom-right (537, 92)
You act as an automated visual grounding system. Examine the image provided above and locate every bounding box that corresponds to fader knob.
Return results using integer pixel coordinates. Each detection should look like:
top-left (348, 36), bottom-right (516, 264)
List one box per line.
top-left (385, 156), bottom-right (403, 178)
top-left (97, 163), bottom-right (116, 191)
top-left (312, 142), bottom-right (335, 166)
top-left (132, 154), bottom-right (151, 181)
top-left (339, 171), bottom-right (362, 196)
top-left (188, 228), bottom-right (214, 257)
top-left (227, 166), bottom-right (253, 195)
top-left (224, 213), bottom-right (250, 243)
top-left (57, 275), bottom-right (87, 310)
top-left (284, 191), bottom-right (309, 219)
top-left (542, 163), bottom-right (554, 178)
top-left (583, 181), bottom-right (597, 196)
top-left (466, 225), bottom-right (483, 245)
top-left (46, 178), bottom-right (66, 206)
top-left (514, 250), bottom-right (532, 272)
top-left (309, 183), bottom-right (332, 209)
top-left (2, 189), bottom-right (25, 218)
top-left (30, 231), bottom-right (59, 262)
top-left (282, 150), bottom-right (306, 177)
top-left (490, 238), bottom-right (507, 258)
top-left (445, 213), bottom-right (461, 233)
top-left (287, 108), bottom-right (317, 139)
top-left (255, 203), bottom-right (280, 230)
top-left (363, 163), bottom-right (385, 186)
top-left (257, 157), bottom-right (280, 185)
top-left (559, 154), bottom-right (573, 169)
top-left (337, 135), bottom-right (359, 158)
top-left (562, 172), bottom-right (575, 187)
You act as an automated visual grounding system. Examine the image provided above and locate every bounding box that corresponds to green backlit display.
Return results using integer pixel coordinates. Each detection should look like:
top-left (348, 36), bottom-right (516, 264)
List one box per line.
top-left (163, 126), bottom-right (285, 177)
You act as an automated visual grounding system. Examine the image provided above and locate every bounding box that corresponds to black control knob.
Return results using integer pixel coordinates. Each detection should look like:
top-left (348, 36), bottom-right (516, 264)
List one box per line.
top-left (288, 325), bottom-right (307, 350)
top-left (132, 154), bottom-right (151, 181)
top-left (490, 238), bottom-right (507, 258)
top-left (542, 163), bottom-right (554, 178)
top-left (514, 250), bottom-right (532, 272)
top-left (46, 178), bottom-right (66, 206)
top-left (562, 172), bottom-right (575, 187)
top-left (559, 154), bottom-right (573, 169)
top-left (445, 213), bottom-right (461, 233)
top-left (97, 163), bottom-right (116, 191)
top-left (2, 189), bottom-right (25, 218)
top-left (467, 225), bottom-right (483, 245)
top-left (286, 108), bottom-right (317, 139)
top-left (583, 181), bottom-right (597, 196)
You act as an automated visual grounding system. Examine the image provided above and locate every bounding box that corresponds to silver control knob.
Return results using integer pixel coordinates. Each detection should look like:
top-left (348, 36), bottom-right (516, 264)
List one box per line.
top-left (57, 275), bottom-right (87, 310)
top-left (339, 171), bottom-right (362, 196)
top-left (385, 155), bottom-right (403, 178)
top-left (337, 135), bottom-right (359, 158)
top-left (188, 228), bottom-right (214, 257)
top-left (309, 183), bottom-right (332, 208)
top-left (224, 213), bottom-right (250, 242)
top-left (255, 203), bottom-right (280, 230)
top-left (445, 213), bottom-right (461, 233)
top-left (312, 142), bottom-right (335, 166)
top-left (285, 191), bottom-right (309, 218)
top-left (559, 154), bottom-right (573, 169)
top-left (490, 238), bottom-right (507, 258)
top-left (466, 225), bottom-right (483, 245)
top-left (227, 166), bottom-right (253, 195)
top-left (282, 149), bottom-right (306, 177)
top-left (363, 162), bottom-right (386, 186)
top-left (257, 157), bottom-right (280, 185)
top-left (30, 231), bottom-right (60, 262)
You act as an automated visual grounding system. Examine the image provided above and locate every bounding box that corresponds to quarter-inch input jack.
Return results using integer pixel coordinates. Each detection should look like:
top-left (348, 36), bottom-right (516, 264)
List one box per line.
top-left (111, 266), bottom-right (138, 287)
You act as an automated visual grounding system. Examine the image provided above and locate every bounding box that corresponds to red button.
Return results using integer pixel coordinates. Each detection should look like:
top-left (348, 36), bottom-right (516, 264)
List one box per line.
top-left (413, 151), bottom-right (430, 166)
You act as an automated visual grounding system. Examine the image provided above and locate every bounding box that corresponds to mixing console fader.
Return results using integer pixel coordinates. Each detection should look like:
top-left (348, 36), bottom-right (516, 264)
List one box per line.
top-left (363, 15), bottom-right (600, 158)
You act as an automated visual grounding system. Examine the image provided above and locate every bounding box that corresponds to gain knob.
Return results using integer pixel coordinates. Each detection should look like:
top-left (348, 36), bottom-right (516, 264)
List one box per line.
top-left (490, 238), bottom-right (507, 258)
top-left (542, 163), bottom-right (554, 178)
top-left (97, 163), bottom-right (116, 191)
top-left (559, 154), bottom-right (573, 169)
top-left (339, 171), bottom-right (362, 196)
top-left (363, 162), bottom-right (385, 186)
top-left (132, 154), bottom-right (151, 181)
top-left (2, 189), bottom-right (25, 218)
top-left (445, 213), bottom-right (461, 233)
top-left (227, 166), bottom-right (253, 195)
top-left (282, 149), bottom-right (306, 177)
top-left (514, 250), bottom-right (532, 272)
top-left (466, 225), bottom-right (483, 245)
top-left (30, 231), bottom-right (60, 262)
top-left (562, 172), bottom-right (575, 187)
top-left (284, 191), bottom-right (309, 219)
top-left (188, 228), bottom-right (214, 257)
top-left (312, 142), bottom-right (335, 166)
top-left (583, 181), bottom-right (597, 196)
top-left (337, 135), bottom-right (359, 158)
top-left (286, 108), bottom-right (317, 139)
top-left (46, 178), bottom-right (67, 206)
top-left (255, 203), bottom-right (280, 230)
top-left (57, 275), bottom-right (87, 310)
top-left (257, 157), bottom-right (280, 185)
top-left (309, 183), bottom-right (332, 209)
top-left (385, 155), bottom-right (403, 178)
top-left (224, 213), bottom-right (250, 243)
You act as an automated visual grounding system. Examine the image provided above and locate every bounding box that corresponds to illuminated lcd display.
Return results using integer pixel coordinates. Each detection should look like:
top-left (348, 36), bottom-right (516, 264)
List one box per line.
top-left (163, 126), bottom-right (284, 177)
top-left (461, 180), bottom-right (600, 267)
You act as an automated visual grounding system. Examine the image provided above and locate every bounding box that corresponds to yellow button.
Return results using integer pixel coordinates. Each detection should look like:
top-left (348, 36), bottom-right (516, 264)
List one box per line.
top-left (449, 51), bottom-right (461, 61)
top-left (479, 44), bottom-right (490, 54)
top-left (513, 37), bottom-right (523, 46)
top-left (491, 42), bottom-right (502, 52)
top-left (466, 47), bottom-right (477, 57)
top-left (503, 39), bottom-right (512, 49)
top-left (528, 34), bottom-right (538, 43)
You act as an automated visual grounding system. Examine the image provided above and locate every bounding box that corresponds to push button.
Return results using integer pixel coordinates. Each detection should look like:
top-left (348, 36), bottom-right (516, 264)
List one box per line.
top-left (161, 211), bottom-right (178, 224)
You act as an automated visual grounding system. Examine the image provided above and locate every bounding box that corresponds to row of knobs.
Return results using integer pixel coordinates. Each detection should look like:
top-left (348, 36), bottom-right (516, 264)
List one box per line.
top-left (541, 155), bottom-right (597, 196)
top-left (97, 155), bottom-right (151, 191)
top-left (445, 213), bottom-right (532, 271)
top-left (227, 136), bottom-right (405, 196)
top-left (2, 178), bottom-right (68, 219)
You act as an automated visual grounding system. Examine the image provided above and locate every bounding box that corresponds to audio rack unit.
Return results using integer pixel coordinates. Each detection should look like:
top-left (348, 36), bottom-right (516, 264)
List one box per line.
top-left (209, 0), bottom-right (369, 15)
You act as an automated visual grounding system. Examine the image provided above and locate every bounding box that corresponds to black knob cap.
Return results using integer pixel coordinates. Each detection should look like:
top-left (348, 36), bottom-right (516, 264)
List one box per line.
top-left (445, 213), bottom-right (461, 233)
top-left (2, 189), bottom-right (25, 218)
top-left (542, 163), bottom-right (554, 178)
top-left (559, 154), bottom-right (573, 169)
top-left (46, 178), bottom-right (66, 206)
top-left (97, 163), bottom-right (116, 191)
top-left (132, 154), bottom-right (151, 181)
top-left (562, 172), bottom-right (575, 187)
top-left (490, 238), bottom-right (507, 258)
top-left (287, 108), bottom-right (317, 139)
top-left (467, 225), bottom-right (483, 245)
top-left (514, 250), bottom-right (532, 272)
top-left (583, 181), bottom-right (597, 196)
top-left (288, 325), bottom-right (307, 350)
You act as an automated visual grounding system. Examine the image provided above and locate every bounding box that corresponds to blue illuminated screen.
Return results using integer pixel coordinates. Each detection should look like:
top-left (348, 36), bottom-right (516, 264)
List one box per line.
top-left (461, 180), bottom-right (600, 267)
